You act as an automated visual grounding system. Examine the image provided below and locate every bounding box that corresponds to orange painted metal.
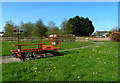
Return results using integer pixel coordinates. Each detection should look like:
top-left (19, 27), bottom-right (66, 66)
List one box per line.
top-left (11, 35), bottom-right (60, 60)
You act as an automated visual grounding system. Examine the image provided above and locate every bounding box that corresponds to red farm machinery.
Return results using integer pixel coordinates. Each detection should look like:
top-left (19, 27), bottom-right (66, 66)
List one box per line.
top-left (11, 35), bottom-right (60, 61)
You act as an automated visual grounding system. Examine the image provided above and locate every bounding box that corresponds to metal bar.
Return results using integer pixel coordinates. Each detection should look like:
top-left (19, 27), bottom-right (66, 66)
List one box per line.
top-left (58, 36), bottom-right (60, 49)
top-left (12, 43), bottom-right (43, 46)
top-left (53, 35), bottom-right (54, 49)
top-left (48, 37), bottom-right (50, 45)
top-left (42, 35), bottom-right (44, 45)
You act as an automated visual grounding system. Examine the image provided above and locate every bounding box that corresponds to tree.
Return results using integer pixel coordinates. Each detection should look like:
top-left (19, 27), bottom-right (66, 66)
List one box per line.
top-left (4, 20), bottom-right (17, 37)
top-left (111, 26), bottom-right (120, 32)
top-left (35, 19), bottom-right (48, 37)
top-left (66, 16), bottom-right (94, 36)
top-left (21, 22), bottom-right (35, 37)
top-left (47, 21), bottom-right (63, 36)
top-left (47, 26), bottom-right (61, 36)
top-left (48, 21), bottom-right (56, 30)
top-left (60, 19), bottom-right (68, 34)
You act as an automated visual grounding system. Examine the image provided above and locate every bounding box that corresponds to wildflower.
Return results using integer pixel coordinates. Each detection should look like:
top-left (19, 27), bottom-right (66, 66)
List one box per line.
top-left (93, 72), bottom-right (97, 75)
top-left (54, 67), bottom-right (56, 69)
top-left (104, 62), bottom-right (106, 64)
top-left (95, 72), bottom-right (97, 74)
top-left (78, 76), bottom-right (80, 78)
top-left (35, 67), bottom-right (37, 70)
top-left (72, 65), bottom-right (75, 67)
top-left (25, 67), bottom-right (26, 68)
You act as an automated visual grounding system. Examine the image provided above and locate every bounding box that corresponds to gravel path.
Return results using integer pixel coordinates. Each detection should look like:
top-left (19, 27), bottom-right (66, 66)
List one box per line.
top-left (1, 42), bottom-right (104, 64)
top-left (59, 42), bottom-right (104, 51)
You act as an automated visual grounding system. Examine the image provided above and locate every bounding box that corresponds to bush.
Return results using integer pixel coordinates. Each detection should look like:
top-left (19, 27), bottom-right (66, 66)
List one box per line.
top-left (110, 32), bottom-right (120, 42)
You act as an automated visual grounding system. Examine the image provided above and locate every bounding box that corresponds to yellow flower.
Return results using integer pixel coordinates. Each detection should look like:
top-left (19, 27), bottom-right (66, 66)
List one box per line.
top-left (54, 67), bottom-right (56, 69)
top-left (25, 67), bottom-right (26, 68)
top-left (35, 68), bottom-right (37, 70)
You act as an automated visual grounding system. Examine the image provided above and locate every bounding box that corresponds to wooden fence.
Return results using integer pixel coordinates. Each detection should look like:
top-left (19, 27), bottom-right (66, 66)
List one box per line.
top-left (75, 37), bottom-right (110, 42)
top-left (1, 35), bottom-right (110, 42)
top-left (1, 37), bottom-right (42, 42)
top-left (1, 35), bottom-right (76, 42)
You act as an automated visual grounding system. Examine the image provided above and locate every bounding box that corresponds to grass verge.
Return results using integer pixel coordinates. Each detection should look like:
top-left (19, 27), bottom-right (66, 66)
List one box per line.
top-left (2, 41), bottom-right (94, 56)
top-left (2, 42), bottom-right (118, 81)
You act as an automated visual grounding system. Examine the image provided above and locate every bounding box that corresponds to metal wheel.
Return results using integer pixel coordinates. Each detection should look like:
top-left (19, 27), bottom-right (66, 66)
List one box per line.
top-left (21, 53), bottom-right (27, 61)
top-left (32, 52), bottom-right (38, 59)
top-left (24, 52), bottom-right (33, 60)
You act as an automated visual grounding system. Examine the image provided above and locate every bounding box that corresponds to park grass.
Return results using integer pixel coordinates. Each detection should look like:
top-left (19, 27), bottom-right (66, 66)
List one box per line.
top-left (89, 40), bottom-right (110, 42)
top-left (2, 42), bottom-right (118, 81)
top-left (1, 41), bottom-right (94, 56)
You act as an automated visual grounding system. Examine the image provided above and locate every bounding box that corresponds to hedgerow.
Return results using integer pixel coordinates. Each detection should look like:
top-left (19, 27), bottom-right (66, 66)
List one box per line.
top-left (110, 32), bottom-right (120, 42)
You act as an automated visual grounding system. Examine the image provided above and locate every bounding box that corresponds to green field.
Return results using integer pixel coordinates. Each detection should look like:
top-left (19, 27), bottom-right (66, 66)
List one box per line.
top-left (2, 42), bottom-right (118, 81)
top-left (1, 41), bottom-right (94, 56)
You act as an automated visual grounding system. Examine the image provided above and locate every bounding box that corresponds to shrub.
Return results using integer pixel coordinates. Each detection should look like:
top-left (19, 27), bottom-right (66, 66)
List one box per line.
top-left (110, 32), bottom-right (120, 42)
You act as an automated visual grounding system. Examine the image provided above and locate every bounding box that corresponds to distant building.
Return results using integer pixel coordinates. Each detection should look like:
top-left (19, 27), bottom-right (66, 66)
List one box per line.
top-left (95, 31), bottom-right (109, 38)
top-left (91, 31), bottom-right (109, 38)
top-left (0, 31), bottom-right (4, 37)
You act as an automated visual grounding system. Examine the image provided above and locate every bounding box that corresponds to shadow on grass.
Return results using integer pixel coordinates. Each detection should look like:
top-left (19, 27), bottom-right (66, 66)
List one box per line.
top-left (22, 51), bottom-right (68, 61)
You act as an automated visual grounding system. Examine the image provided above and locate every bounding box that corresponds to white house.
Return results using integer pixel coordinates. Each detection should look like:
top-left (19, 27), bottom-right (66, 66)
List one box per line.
top-left (95, 31), bottom-right (109, 38)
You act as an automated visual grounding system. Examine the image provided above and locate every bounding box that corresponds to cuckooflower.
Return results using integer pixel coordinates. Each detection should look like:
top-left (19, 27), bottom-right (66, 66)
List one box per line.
top-left (78, 76), bottom-right (80, 78)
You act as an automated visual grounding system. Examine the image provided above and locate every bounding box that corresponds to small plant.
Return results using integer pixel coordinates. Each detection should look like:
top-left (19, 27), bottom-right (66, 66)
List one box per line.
top-left (110, 32), bottom-right (120, 42)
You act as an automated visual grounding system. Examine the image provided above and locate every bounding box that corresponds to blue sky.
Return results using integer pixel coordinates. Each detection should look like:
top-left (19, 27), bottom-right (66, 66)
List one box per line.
top-left (2, 2), bottom-right (118, 32)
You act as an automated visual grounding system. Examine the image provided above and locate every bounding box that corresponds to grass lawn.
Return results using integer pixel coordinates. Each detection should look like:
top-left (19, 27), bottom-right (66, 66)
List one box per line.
top-left (1, 41), bottom-right (94, 56)
top-left (2, 42), bottom-right (118, 81)
top-left (89, 40), bottom-right (110, 42)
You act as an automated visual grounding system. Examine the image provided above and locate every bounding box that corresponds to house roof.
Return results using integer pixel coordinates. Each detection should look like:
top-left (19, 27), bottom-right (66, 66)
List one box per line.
top-left (96, 31), bottom-right (108, 33)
